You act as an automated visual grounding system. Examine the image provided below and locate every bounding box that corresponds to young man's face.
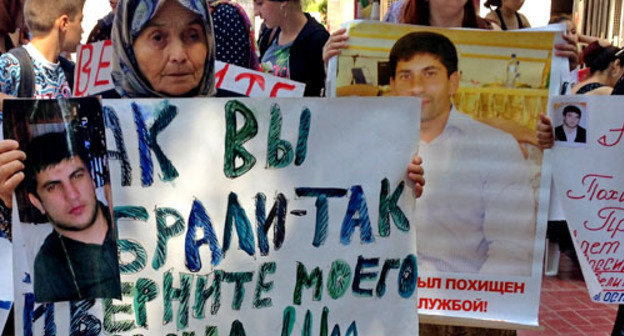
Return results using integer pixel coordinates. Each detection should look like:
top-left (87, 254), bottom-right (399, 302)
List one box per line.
top-left (29, 156), bottom-right (99, 232)
top-left (563, 111), bottom-right (580, 129)
top-left (390, 53), bottom-right (459, 123)
top-left (62, 11), bottom-right (84, 52)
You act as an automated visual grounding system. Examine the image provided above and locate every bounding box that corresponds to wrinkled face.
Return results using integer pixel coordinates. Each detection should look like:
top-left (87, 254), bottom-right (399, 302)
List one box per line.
top-left (62, 11), bottom-right (84, 52)
top-left (391, 53), bottom-right (459, 123)
top-left (563, 111), bottom-right (580, 128)
top-left (428, 0), bottom-right (467, 20)
top-left (502, 0), bottom-right (525, 11)
top-left (29, 157), bottom-right (99, 232)
top-left (253, 0), bottom-right (284, 29)
top-left (133, 0), bottom-right (208, 96)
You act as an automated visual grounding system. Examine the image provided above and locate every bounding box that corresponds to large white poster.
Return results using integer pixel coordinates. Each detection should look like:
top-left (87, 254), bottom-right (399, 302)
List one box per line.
top-left (551, 95), bottom-right (624, 304)
top-left (11, 97), bottom-right (421, 335)
top-left (327, 21), bottom-right (555, 328)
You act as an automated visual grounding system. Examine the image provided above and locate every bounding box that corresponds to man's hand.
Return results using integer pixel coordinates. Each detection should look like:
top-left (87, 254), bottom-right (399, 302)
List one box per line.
top-left (537, 114), bottom-right (555, 150)
top-left (0, 140), bottom-right (26, 208)
top-left (323, 28), bottom-right (349, 66)
top-left (407, 155), bottom-right (425, 198)
top-left (555, 34), bottom-right (580, 71)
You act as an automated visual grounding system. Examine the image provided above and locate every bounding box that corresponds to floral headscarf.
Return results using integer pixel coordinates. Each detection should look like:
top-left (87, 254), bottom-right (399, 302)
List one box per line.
top-left (111, 0), bottom-right (216, 97)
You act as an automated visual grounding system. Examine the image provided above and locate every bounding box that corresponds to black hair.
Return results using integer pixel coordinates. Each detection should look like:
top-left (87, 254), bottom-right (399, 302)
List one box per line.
top-left (389, 31), bottom-right (458, 79)
top-left (24, 132), bottom-right (89, 196)
top-left (562, 105), bottom-right (581, 118)
top-left (582, 41), bottom-right (624, 74)
top-left (549, 14), bottom-right (572, 24)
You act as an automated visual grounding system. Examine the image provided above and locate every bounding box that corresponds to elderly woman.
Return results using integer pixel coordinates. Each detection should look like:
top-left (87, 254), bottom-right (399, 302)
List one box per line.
top-left (0, 0), bottom-right (219, 228)
top-left (111, 0), bottom-right (216, 97)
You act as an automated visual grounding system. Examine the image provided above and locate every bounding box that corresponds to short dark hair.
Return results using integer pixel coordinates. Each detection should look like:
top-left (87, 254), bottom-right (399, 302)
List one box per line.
top-left (562, 105), bottom-right (582, 118)
top-left (389, 31), bottom-right (458, 79)
top-left (24, 132), bottom-right (89, 196)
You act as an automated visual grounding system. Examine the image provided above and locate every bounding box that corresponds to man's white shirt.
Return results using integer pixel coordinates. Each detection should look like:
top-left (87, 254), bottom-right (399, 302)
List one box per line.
top-left (416, 107), bottom-right (536, 276)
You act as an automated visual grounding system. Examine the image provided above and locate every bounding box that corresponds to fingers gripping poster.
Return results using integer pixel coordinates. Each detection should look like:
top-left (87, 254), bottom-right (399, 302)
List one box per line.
top-left (9, 97), bottom-right (421, 335)
top-left (327, 21), bottom-right (557, 328)
top-left (551, 96), bottom-right (624, 304)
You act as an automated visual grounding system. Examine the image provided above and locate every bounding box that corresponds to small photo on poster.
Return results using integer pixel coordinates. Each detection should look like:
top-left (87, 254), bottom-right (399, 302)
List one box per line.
top-left (2, 98), bottom-right (121, 303)
top-left (553, 102), bottom-right (588, 148)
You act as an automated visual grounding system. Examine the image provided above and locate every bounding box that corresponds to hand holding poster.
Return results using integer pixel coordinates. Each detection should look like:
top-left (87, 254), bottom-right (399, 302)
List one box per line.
top-left (551, 95), bottom-right (624, 304)
top-left (73, 41), bottom-right (306, 97)
top-left (326, 21), bottom-right (557, 328)
top-left (8, 97), bottom-right (421, 335)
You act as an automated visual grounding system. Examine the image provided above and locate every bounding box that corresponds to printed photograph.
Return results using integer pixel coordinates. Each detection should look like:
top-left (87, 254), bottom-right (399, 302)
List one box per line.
top-left (331, 22), bottom-right (557, 276)
top-left (3, 97), bottom-right (121, 303)
top-left (553, 102), bottom-right (588, 146)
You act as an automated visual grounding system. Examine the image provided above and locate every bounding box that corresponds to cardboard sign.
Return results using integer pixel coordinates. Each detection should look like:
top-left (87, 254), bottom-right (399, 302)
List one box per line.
top-left (326, 21), bottom-right (559, 328)
top-left (12, 97), bottom-right (420, 335)
top-left (74, 40), bottom-right (115, 97)
top-left (551, 95), bottom-right (624, 304)
top-left (72, 40), bottom-right (306, 98)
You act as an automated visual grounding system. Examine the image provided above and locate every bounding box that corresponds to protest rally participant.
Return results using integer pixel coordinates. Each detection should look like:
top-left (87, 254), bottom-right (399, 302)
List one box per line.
top-left (210, 0), bottom-right (259, 69)
top-left (384, 0), bottom-right (492, 28)
top-left (0, 0), bottom-right (24, 54)
top-left (255, 0), bottom-right (329, 96)
top-left (110, 0), bottom-right (216, 97)
top-left (25, 132), bottom-right (121, 302)
top-left (484, 0), bottom-right (530, 30)
top-left (571, 41), bottom-right (624, 95)
top-left (86, 0), bottom-right (117, 43)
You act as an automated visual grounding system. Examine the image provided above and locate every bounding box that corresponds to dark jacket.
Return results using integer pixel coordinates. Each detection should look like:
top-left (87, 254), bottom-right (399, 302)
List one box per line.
top-left (555, 125), bottom-right (586, 143)
top-left (258, 14), bottom-right (329, 97)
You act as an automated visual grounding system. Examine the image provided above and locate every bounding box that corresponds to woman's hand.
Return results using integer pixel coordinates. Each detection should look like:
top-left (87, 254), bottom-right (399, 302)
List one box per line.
top-left (0, 140), bottom-right (26, 208)
top-left (555, 34), bottom-right (580, 71)
top-left (537, 114), bottom-right (555, 150)
top-left (407, 155), bottom-right (425, 198)
top-left (323, 28), bottom-right (349, 66)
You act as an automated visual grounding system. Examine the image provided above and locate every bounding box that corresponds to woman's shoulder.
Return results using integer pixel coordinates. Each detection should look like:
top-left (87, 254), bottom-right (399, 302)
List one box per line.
top-left (484, 10), bottom-right (500, 25)
top-left (299, 14), bottom-right (329, 42)
top-left (518, 12), bottom-right (531, 28)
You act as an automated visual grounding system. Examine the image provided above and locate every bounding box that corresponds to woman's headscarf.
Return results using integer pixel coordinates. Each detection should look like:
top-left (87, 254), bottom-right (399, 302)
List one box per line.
top-left (111, 0), bottom-right (216, 97)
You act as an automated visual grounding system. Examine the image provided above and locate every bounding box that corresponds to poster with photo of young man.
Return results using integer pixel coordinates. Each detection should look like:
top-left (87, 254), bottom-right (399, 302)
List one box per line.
top-left (3, 97), bottom-right (120, 303)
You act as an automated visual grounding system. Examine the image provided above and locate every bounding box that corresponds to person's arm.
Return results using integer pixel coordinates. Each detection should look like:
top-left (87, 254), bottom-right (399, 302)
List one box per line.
top-left (407, 155), bottom-right (424, 198)
top-left (537, 113), bottom-right (555, 150)
top-left (479, 135), bottom-right (535, 276)
top-left (0, 55), bottom-right (27, 209)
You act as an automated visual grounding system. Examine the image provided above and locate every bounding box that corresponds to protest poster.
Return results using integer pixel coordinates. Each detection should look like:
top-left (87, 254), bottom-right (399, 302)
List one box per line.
top-left (551, 95), bottom-right (624, 304)
top-left (10, 96), bottom-right (421, 335)
top-left (326, 20), bottom-right (558, 328)
top-left (73, 40), bottom-right (305, 97)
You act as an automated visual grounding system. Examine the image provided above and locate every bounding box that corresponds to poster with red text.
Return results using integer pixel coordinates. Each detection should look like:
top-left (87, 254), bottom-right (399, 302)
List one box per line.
top-left (73, 41), bottom-right (305, 97)
top-left (551, 95), bottom-right (624, 304)
top-left (326, 21), bottom-right (562, 328)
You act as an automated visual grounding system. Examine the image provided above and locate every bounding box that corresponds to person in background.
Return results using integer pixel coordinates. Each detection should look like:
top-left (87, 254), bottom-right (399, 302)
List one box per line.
top-left (571, 41), bottom-right (624, 95)
top-left (211, 0), bottom-right (259, 70)
top-left (110, 0), bottom-right (216, 97)
top-left (0, 0), bottom-right (25, 54)
top-left (384, 0), bottom-right (492, 28)
top-left (86, 0), bottom-right (118, 43)
top-left (484, 0), bottom-right (530, 30)
top-left (255, 0), bottom-right (329, 96)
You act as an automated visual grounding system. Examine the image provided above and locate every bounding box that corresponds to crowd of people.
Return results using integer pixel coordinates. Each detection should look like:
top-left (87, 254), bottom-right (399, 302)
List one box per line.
top-left (1, 0), bottom-right (624, 334)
